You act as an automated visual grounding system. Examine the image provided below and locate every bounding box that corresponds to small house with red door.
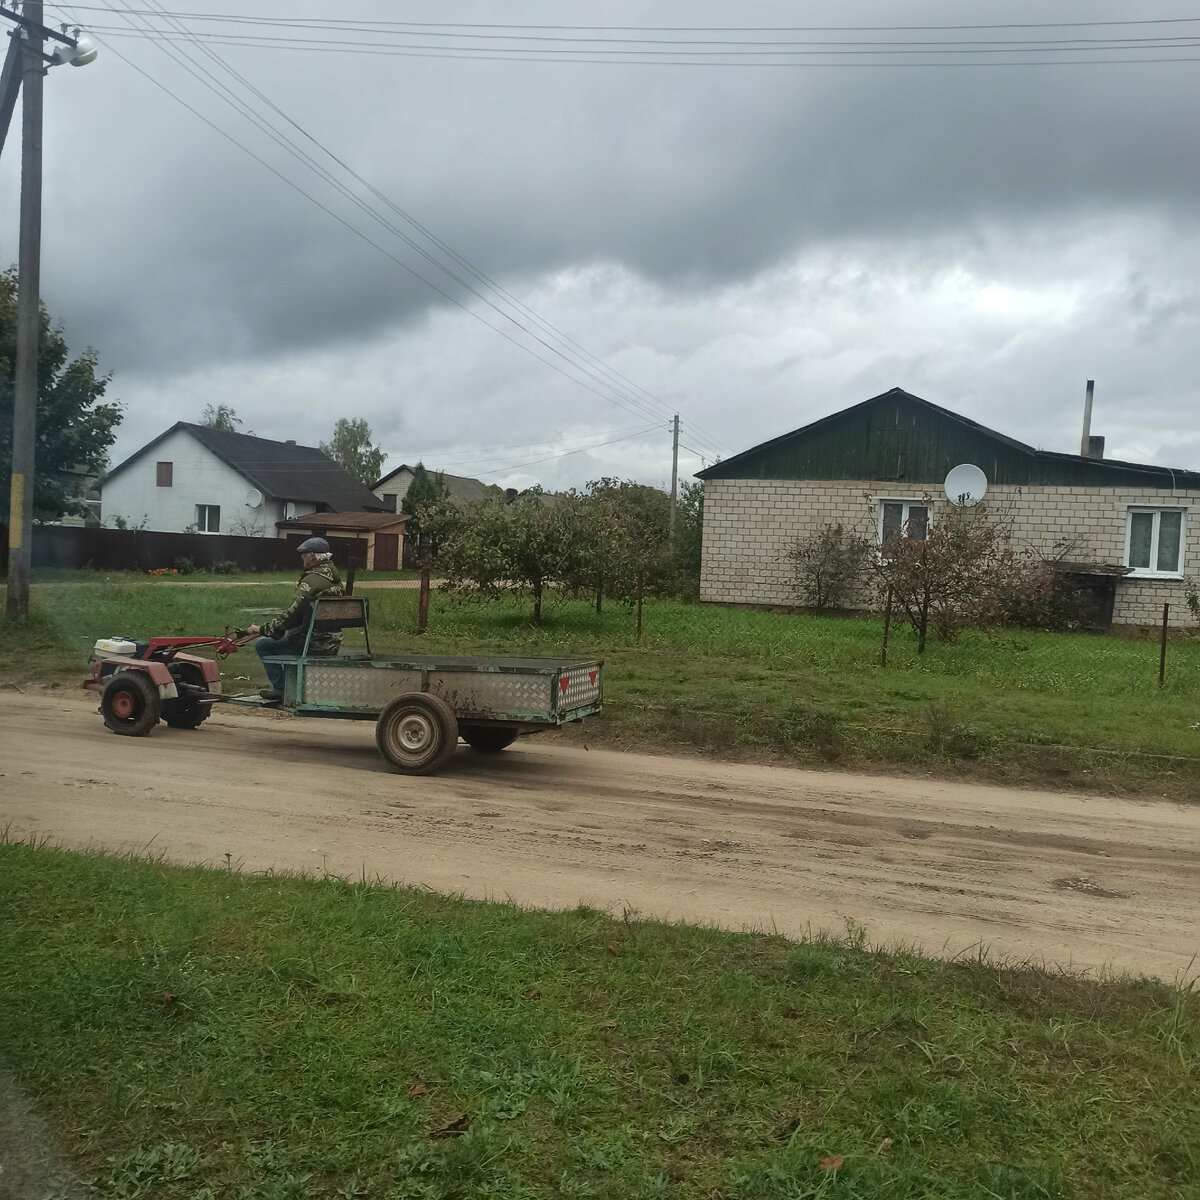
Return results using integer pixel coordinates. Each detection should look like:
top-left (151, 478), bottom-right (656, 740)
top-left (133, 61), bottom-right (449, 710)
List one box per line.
top-left (275, 511), bottom-right (407, 571)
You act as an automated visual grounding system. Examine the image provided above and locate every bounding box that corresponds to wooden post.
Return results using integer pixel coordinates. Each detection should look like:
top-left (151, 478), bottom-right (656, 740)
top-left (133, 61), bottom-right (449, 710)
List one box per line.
top-left (1159, 602), bottom-right (1169, 687)
top-left (345, 565), bottom-right (356, 596)
top-left (418, 568), bottom-right (430, 634)
top-left (880, 586), bottom-right (893, 667)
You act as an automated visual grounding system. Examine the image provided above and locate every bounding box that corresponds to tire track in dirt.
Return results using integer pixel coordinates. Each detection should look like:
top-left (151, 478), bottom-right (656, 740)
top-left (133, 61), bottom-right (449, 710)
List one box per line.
top-left (1, 691), bottom-right (1197, 981)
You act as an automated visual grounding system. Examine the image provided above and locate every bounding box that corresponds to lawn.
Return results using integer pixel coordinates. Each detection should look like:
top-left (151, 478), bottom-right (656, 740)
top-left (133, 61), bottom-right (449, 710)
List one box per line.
top-left (1, 842), bottom-right (1196, 1199)
top-left (2, 578), bottom-right (1198, 797)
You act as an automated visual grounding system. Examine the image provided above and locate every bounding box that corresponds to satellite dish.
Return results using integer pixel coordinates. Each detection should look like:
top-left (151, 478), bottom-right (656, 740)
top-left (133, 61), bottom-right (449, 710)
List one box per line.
top-left (944, 464), bottom-right (988, 507)
top-left (244, 488), bottom-right (263, 508)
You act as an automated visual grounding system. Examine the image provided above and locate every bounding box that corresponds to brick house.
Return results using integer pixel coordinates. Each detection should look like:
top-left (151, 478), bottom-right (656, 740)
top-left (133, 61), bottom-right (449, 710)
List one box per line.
top-left (697, 388), bottom-right (1199, 628)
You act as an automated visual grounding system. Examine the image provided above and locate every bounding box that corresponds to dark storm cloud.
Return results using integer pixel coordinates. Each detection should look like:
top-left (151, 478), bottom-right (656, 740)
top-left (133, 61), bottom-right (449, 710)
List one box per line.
top-left (8, 0), bottom-right (1197, 376)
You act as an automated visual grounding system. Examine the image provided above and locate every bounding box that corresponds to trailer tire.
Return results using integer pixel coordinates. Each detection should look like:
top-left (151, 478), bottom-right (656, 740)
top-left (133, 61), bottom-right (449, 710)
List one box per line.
top-left (375, 692), bottom-right (459, 775)
top-left (101, 671), bottom-right (162, 736)
top-left (460, 725), bottom-right (519, 754)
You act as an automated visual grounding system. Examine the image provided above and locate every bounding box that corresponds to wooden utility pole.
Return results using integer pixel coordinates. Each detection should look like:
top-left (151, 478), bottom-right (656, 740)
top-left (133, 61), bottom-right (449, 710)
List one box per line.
top-left (7, 0), bottom-right (44, 621)
top-left (668, 414), bottom-right (680, 536)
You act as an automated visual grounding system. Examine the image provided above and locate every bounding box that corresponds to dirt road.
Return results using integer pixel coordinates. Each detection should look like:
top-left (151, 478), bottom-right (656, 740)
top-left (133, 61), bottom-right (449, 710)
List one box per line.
top-left (2, 690), bottom-right (1197, 982)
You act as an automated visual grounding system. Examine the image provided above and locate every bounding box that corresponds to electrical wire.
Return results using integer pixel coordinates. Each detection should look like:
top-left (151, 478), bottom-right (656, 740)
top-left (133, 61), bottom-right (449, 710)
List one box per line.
top-left (473, 425), bottom-right (663, 477)
top-left (50, 1), bottom-right (731, 459)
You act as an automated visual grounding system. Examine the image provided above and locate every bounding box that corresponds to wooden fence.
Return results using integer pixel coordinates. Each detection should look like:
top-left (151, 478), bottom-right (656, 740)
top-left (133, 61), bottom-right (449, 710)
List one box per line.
top-left (0, 525), bottom-right (368, 574)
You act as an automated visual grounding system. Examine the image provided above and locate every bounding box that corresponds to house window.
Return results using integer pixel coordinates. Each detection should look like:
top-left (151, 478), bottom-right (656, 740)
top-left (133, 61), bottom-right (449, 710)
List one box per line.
top-left (1125, 508), bottom-right (1185, 576)
top-left (156, 461), bottom-right (173, 487)
top-left (878, 500), bottom-right (929, 546)
top-left (195, 504), bottom-right (221, 533)
top-left (383, 493), bottom-right (398, 513)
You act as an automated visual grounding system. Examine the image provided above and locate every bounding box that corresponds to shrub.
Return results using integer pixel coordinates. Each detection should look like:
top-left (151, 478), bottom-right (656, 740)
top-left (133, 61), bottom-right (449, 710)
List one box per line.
top-left (210, 559), bottom-right (240, 575)
top-left (784, 523), bottom-right (870, 611)
top-left (172, 556), bottom-right (196, 575)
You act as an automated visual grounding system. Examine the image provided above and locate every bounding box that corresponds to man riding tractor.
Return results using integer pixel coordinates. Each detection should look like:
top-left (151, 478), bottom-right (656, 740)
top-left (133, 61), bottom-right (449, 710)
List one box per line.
top-left (246, 537), bottom-right (345, 702)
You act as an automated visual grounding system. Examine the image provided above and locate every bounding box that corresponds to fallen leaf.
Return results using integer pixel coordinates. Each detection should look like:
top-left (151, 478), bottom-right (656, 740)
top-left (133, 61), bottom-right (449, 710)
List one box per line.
top-left (819, 1155), bottom-right (844, 1172)
top-left (431, 1114), bottom-right (471, 1139)
top-left (158, 992), bottom-right (178, 1007)
top-left (602, 1019), bottom-right (618, 1029)
top-left (407, 1084), bottom-right (427, 1096)
top-left (875, 1137), bottom-right (893, 1156)
top-left (782, 1007), bottom-right (802, 1019)
top-left (605, 944), bottom-right (618, 957)
top-left (522, 987), bottom-right (541, 1000)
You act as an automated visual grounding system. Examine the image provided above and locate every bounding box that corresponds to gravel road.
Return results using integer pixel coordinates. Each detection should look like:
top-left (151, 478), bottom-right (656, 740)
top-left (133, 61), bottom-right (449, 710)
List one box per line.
top-left (2, 690), bottom-right (1197, 982)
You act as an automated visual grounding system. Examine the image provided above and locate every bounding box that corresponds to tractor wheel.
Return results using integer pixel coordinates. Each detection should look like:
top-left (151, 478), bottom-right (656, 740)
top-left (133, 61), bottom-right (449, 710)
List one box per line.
top-left (101, 671), bottom-right (162, 736)
top-left (375, 692), bottom-right (459, 775)
top-left (162, 664), bottom-right (210, 730)
top-left (460, 726), bottom-right (519, 754)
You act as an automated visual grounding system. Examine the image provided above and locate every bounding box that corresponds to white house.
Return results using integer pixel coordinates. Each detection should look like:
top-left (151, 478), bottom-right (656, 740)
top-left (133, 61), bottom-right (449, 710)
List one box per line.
top-left (101, 423), bottom-right (387, 535)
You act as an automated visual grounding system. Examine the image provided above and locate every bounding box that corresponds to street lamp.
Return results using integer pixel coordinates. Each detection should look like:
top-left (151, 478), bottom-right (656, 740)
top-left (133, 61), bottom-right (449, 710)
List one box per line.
top-left (1, 3), bottom-right (97, 620)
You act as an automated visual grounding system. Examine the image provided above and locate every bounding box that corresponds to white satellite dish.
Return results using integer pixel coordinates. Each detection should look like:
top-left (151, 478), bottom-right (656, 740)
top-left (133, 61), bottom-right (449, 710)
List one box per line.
top-left (944, 463), bottom-right (988, 507)
top-left (244, 488), bottom-right (263, 508)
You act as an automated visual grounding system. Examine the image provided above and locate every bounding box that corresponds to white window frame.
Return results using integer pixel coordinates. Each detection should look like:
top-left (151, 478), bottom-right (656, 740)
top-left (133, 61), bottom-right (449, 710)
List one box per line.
top-left (195, 504), bottom-right (221, 534)
top-left (1124, 507), bottom-right (1186, 578)
top-left (877, 498), bottom-right (931, 547)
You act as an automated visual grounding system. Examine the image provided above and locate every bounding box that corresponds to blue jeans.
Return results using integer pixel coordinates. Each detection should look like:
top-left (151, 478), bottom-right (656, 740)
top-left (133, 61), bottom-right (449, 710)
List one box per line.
top-left (256, 634), bottom-right (303, 692)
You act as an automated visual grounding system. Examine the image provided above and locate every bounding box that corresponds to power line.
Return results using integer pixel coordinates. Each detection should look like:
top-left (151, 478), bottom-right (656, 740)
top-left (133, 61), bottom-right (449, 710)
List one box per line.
top-left (74, 2), bottom-right (730, 459)
top-left (81, 14), bottom-right (726, 456)
top-left (43, 8), bottom-right (1200, 33)
top-left (473, 426), bottom-right (663, 477)
top-left (54, 25), bottom-right (1200, 67)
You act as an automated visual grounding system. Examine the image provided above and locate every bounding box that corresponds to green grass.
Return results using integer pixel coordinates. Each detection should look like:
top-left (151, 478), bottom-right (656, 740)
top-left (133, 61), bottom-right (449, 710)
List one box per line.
top-left (2, 580), bottom-right (1199, 796)
top-left (29, 568), bottom-right (421, 584)
top-left (1, 842), bottom-right (1197, 1199)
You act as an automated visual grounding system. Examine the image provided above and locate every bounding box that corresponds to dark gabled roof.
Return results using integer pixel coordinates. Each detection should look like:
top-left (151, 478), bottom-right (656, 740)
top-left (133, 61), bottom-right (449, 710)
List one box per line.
top-left (696, 387), bottom-right (1200, 490)
top-left (373, 463), bottom-right (503, 505)
top-left (104, 423), bottom-right (388, 511)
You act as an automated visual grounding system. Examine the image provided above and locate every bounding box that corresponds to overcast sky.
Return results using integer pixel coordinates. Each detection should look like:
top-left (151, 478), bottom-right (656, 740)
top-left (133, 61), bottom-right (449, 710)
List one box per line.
top-left (3, 0), bottom-right (1198, 492)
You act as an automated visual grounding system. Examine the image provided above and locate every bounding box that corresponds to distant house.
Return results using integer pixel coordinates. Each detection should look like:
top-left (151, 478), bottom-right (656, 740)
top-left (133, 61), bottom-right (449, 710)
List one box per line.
top-left (697, 387), bottom-right (1200, 629)
top-left (371, 464), bottom-right (502, 514)
top-left (276, 511), bottom-right (407, 571)
top-left (100, 423), bottom-right (387, 536)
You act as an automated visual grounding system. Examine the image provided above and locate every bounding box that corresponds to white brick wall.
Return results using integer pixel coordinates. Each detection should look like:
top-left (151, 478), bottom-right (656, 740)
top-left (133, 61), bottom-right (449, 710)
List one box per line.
top-left (700, 478), bottom-right (1200, 626)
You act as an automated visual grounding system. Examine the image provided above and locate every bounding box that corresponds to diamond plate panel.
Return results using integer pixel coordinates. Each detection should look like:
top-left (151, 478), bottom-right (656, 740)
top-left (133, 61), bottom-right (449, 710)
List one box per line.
top-left (304, 665), bottom-right (422, 707)
top-left (428, 671), bottom-right (552, 718)
top-left (557, 663), bottom-right (601, 713)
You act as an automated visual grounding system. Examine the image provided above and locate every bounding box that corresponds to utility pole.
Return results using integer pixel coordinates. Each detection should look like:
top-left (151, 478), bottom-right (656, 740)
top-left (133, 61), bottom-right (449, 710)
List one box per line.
top-left (7, 0), bottom-right (44, 621)
top-left (2, 4), bottom-right (96, 620)
top-left (668, 413), bottom-right (680, 536)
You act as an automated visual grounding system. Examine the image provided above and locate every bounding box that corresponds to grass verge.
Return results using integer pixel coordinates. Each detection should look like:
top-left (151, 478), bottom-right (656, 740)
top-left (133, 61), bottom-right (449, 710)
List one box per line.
top-left (2, 581), bottom-right (1198, 797)
top-left (1, 841), bottom-right (1197, 1199)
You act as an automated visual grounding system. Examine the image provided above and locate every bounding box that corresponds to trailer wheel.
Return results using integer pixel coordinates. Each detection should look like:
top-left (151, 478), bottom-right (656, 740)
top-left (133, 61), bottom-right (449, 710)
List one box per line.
top-left (101, 671), bottom-right (162, 736)
top-left (375, 692), bottom-right (459, 775)
top-left (460, 726), bottom-right (519, 754)
top-left (162, 664), bottom-right (210, 729)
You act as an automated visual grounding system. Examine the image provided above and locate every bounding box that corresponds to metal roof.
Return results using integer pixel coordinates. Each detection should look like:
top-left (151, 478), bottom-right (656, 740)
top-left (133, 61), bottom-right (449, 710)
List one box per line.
top-left (697, 388), bottom-right (1200, 489)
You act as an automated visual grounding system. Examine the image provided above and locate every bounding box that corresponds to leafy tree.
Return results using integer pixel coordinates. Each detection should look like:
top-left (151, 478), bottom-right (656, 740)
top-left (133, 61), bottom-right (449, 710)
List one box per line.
top-left (320, 417), bottom-right (385, 485)
top-left (580, 478), bottom-right (671, 637)
top-left (785, 523), bottom-right (871, 610)
top-left (670, 480), bottom-right (705, 598)
top-left (437, 488), bottom-right (578, 623)
top-left (402, 462), bottom-right (451, 566)
top-left (201, 403), bottom-right (241, 432)
top-left (0, 267), bottom-right (122, 522)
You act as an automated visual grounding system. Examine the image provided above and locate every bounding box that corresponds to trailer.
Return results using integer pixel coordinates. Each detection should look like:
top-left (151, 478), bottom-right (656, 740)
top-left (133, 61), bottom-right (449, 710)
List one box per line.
top-left (88, 596), bottom-right (602, 775)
